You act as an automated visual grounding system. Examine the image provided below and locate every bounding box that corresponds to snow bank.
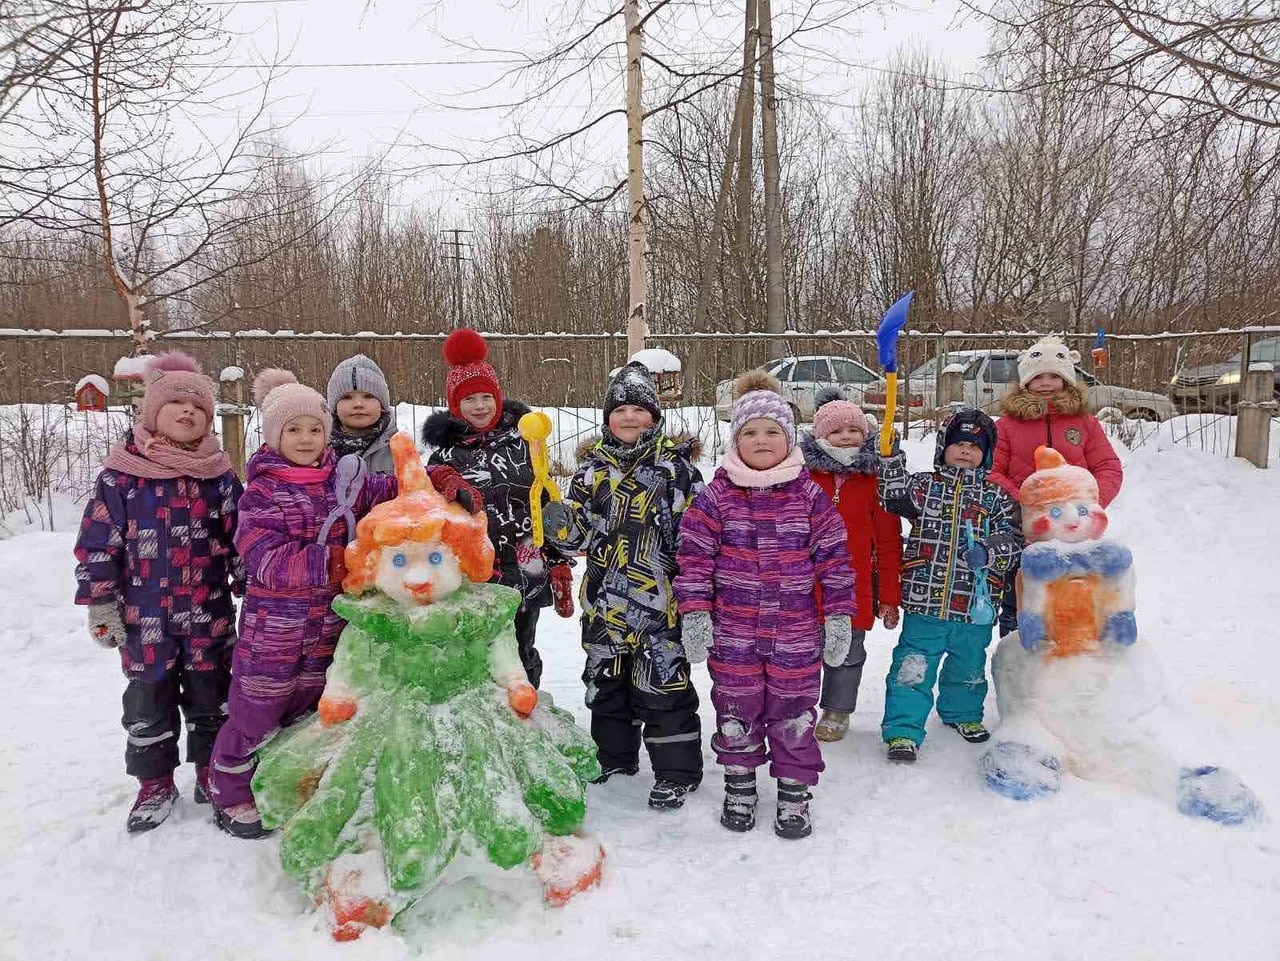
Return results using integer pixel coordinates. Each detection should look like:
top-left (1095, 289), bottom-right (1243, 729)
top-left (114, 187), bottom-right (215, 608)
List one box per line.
top-left (112, 355), bottom-right (149, 379)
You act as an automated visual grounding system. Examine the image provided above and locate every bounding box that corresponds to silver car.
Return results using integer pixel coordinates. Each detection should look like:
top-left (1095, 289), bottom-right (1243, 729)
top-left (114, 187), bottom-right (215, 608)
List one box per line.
top-left (714, 355), bottom-right (880, 423)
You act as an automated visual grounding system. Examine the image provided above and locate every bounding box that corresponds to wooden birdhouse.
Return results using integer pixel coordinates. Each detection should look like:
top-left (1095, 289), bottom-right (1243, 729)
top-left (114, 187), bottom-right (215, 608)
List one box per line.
top-left (75, 374), bottom-right (110, 412)
top-left (614, 348), bottom-right (684, 402)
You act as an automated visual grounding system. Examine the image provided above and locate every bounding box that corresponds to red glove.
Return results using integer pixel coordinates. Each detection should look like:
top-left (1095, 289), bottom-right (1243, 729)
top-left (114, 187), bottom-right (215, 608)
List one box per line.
top-left (328, 546), bottom-right (348, 587)
top-left (427, 465), bottom-right (485, 514)
top-left (550, 563), bottom-right (574, 618)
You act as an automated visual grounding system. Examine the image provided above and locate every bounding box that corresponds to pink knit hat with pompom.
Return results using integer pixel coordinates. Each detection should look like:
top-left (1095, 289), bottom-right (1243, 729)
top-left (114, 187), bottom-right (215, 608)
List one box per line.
top-left (811, 386), bottom-right (870, 441)
top-left (140, 352), bottom-right (217, 433)
top-left (253, 368), bottom-right (330, 452)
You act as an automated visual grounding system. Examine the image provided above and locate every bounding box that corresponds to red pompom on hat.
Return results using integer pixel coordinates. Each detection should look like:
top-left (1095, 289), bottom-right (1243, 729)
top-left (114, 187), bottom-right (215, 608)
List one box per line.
top-left (443, 328), bottom-right (503, 427)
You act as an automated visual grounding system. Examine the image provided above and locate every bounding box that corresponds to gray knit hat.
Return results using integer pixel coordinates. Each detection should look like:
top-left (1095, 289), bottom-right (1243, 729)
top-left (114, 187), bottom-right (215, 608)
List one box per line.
top-left (327, 354), bottom-right (391, 411)
top-left (730, 370), bottom-right (796, 449)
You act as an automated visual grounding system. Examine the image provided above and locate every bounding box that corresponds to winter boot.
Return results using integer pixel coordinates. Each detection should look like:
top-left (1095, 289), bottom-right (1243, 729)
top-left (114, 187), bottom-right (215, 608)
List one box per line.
top-left (589, 764), bottom-right (639, 785)
top-left (773, 779), bottom-right (813, 840)
top-left (648, 778), bottom-right (697, 810)
top-left (193, 765), bottom-right (211, 805)
top-left (886, 738), bottom-right (918, 763)
top-left (720, 767), bottom-right (757, 832)
top-left (127, 776), bottom-right (180, 834)
top-left (946, 721), bottom-right (991, 744)
top-left (214, 801), bottom-right (271, 840)
top-left (815, 710), bottom-right (850, 743)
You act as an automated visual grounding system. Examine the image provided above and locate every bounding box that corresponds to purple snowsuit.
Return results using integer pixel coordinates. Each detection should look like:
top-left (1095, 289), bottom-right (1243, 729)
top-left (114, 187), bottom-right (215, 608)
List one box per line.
top-left (208, 447), bottom-right (394, 807)
top-left (675, 467), bottom-right (855, 785)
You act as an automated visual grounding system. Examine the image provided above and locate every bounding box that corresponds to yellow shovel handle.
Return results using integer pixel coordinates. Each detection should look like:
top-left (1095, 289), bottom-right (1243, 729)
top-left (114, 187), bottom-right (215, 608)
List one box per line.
top-left (879, 371), bottom-right (898, 456)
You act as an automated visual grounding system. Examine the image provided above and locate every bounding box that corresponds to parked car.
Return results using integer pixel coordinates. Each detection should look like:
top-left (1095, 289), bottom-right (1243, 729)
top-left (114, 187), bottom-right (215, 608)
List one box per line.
top-left (1169, 338), bottom-right (1280, 414)
top-left (863, 349), bottom-right (1176, 421)
top-left (714, 355), bottom-right (880, 422)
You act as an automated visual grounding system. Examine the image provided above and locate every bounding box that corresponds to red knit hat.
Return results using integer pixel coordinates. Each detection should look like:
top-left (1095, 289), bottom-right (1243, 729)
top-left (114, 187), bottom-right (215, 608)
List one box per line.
top-left (443, 329), bottom-right (503, 427)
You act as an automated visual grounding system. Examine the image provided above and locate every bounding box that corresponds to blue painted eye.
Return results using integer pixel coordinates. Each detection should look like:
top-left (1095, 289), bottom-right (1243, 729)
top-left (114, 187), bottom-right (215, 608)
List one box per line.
top-left (392, 553), bottom-right (407, 568)
top-left (1049, 507), bottom-right (1063, 519)
top-left (1077, 506), bottom-right (1089, 517)
top-left (429, 551), bottom-right (443, 566)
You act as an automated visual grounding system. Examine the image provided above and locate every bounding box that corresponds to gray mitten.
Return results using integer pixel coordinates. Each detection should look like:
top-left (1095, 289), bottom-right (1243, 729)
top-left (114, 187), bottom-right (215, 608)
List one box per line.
top-left (682, 610), bottom-right (713, 664)
top-left (822, 614), bottom-right (853, 667)
top-left (542, 502), bottom-right (574, 543)
top-left (88, 604), bottom-right (125, 650)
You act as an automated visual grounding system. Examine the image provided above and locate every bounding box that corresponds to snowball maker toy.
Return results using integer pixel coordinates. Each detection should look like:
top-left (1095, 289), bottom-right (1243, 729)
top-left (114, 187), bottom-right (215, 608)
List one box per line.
top-left (518, 410), bottom-right (565, 547)
top-left (251, 433), bottom-right (603, 940)
top-left (981, 446), bottom-right (1262, 826)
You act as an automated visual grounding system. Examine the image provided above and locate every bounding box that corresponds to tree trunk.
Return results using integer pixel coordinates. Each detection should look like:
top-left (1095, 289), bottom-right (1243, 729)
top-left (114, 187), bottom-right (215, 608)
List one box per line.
top-left (758, 0), bottom-right (785, 343)
top-left (733, 0), bottom-right (758, 349)
top-left (624, 0), bottom-right (646, 357)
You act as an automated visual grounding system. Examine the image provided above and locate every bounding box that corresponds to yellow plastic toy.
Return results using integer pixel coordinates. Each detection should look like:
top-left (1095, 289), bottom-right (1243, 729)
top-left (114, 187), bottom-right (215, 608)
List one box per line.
top-left (518, 411), bottom-right (565, 546)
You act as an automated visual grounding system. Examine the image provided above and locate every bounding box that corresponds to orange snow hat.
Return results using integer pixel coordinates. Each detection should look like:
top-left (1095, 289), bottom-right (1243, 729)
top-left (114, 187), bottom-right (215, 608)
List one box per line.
top-left (1018, 445), bottom-right (1099, 507)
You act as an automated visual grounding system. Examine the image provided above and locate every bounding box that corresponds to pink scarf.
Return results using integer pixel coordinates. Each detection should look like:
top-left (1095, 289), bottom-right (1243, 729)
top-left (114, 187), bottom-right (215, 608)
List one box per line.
top-left (263, 462), bottom-right (334, 484)
top-left (722, 447), bottom-right (805, 488)
top-left (103, 426), bottom-right (233, 481)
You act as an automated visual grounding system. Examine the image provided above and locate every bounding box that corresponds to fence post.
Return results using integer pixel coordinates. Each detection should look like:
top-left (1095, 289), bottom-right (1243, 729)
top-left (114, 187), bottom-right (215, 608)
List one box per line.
top-left (219, 368), bottom-right (249, 480)
top-left (1234, 362), bottom-right (1275, 469)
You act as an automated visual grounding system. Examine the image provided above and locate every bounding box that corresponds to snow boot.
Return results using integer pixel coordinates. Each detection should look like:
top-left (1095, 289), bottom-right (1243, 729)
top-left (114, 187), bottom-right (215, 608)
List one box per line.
top-left (193, 765), bottom-right (211, 805)
top-left (127, 776), bottom-right (180, 834)
top-left (815, 710), bottom-right (850, 743)
top-left (648, 778), bottom-right (697, 810)
top-left (214, 801), bottom-right (271, 840)
top-left (886, 738), bottom-right (918, 763)
top-left (946, 721), bottom-right (991, 744)
top-left (773, 779), bottom-right (812, 840)
top-left (589, 764), bottom-right (639, 785)
top-left (720, 767), bottom-right (757, 832)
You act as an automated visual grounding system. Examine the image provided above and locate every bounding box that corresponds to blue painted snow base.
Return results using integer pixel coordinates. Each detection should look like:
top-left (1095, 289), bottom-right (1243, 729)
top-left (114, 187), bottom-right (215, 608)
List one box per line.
top-left (980, 741), bottom-right (1062, 801)
top-left (1177, 766), bottom-right (1264, 826)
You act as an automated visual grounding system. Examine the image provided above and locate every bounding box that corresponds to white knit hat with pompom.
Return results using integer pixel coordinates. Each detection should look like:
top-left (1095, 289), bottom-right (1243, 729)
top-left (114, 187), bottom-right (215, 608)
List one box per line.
top-left (253, 368), bottom-right (330, 452)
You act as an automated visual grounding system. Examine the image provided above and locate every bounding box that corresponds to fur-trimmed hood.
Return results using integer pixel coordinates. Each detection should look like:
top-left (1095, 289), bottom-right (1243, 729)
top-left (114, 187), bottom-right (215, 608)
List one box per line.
top-left (1000, 382), bottom-right (1087, 421)
top-left (421, 399), bottom-right (532, 448)
top-left (799, 432), bottom-right (880, 476)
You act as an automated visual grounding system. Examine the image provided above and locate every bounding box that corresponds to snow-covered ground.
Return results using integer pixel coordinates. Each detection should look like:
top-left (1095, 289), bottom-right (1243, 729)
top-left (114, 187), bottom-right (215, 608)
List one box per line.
top-left (2, 438), bottom-right (1279, 961)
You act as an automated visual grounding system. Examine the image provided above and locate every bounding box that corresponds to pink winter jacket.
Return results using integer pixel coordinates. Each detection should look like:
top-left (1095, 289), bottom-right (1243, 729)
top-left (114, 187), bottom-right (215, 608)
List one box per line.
top-left (990, 384), bottom-right (1123, 507)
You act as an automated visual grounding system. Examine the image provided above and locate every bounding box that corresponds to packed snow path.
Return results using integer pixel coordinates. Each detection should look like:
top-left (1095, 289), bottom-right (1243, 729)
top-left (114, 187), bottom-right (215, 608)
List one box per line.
top-left (3, 440), bottom-right (1278, 960)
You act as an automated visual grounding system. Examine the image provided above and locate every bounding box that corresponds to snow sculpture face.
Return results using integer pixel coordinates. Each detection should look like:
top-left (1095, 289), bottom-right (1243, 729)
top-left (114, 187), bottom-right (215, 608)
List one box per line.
top-left (375, 539), bottom-right (463, 606)
top-left (1024, 498), bottom-right (1107, 544)
top-left (1018, 445), bottom-right (1107, 544)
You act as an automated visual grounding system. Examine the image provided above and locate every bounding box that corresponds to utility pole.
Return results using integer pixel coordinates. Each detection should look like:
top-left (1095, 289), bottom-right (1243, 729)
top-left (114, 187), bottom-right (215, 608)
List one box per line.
top-left (440, 228), bottom-right (473, 330)
top-left (624, 0), bottom-right (647, 356)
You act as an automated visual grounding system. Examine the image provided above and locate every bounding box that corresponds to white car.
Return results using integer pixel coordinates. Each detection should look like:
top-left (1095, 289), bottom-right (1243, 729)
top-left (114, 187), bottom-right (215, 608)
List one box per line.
top-left (863, 349), bottom-right (1176, 421)
top-left (714, 355), bottom-right (880, 423)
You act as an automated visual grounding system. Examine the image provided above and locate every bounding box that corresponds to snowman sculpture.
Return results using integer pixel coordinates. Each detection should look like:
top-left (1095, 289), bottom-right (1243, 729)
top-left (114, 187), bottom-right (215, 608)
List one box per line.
top-left (252, 433), bottom-right (604, 940)
top-left (980, 447), bottom-right (1262, 825)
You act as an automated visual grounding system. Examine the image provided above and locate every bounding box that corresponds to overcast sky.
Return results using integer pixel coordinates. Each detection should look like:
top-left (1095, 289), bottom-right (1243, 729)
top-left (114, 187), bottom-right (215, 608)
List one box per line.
top-left (209, 0), bottom-right (994, 208)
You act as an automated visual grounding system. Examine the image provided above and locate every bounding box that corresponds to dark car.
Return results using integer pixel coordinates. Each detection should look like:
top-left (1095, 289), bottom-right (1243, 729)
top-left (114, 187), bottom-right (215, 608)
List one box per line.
top-left (1170, 338), bottom-right (1280, 413)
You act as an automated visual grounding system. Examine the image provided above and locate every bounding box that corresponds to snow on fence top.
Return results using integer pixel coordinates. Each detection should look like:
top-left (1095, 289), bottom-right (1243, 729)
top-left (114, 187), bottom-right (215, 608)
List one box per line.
top-left (75, 374), bottom-right (110, 396)
top-left (112, 356), bottom-right (149, 379)
top-left (220, 366), bottom-right (245, 382)
top-left (628, 348), bottom-right (681, 373)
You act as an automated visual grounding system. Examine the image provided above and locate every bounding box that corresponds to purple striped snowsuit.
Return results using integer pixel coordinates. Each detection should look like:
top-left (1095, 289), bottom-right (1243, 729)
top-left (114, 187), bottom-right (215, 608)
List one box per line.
top-left (675, 468), bottom-right (855, 784)
top-left (208, 447), bottom-right (395, 806)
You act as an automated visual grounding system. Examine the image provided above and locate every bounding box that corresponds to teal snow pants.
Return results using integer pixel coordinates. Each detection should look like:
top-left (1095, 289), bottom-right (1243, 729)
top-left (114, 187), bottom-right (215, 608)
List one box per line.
top-left (881, 613), bottom-right (995, 745)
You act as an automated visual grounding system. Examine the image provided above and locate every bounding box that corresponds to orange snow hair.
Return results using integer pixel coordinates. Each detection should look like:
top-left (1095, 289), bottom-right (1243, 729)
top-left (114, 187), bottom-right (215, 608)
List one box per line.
top-left (343, 433), bottom-right (494, 594)
top-left (1018, 445), bottom-right (1100, 508)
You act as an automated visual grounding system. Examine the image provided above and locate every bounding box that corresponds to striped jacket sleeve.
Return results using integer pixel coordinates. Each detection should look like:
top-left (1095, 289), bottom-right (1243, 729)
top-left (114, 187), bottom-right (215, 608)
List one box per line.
top-left (235, 485), bottom-right (332, 590)
top-left (810, 487), bottom-right (857, 620)
top-left (547, 463), bottom-right (599, 552)
top-left (673, 484), bottom-right (723, 615)
top-left (73, 470), bottom-right (126, 607)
